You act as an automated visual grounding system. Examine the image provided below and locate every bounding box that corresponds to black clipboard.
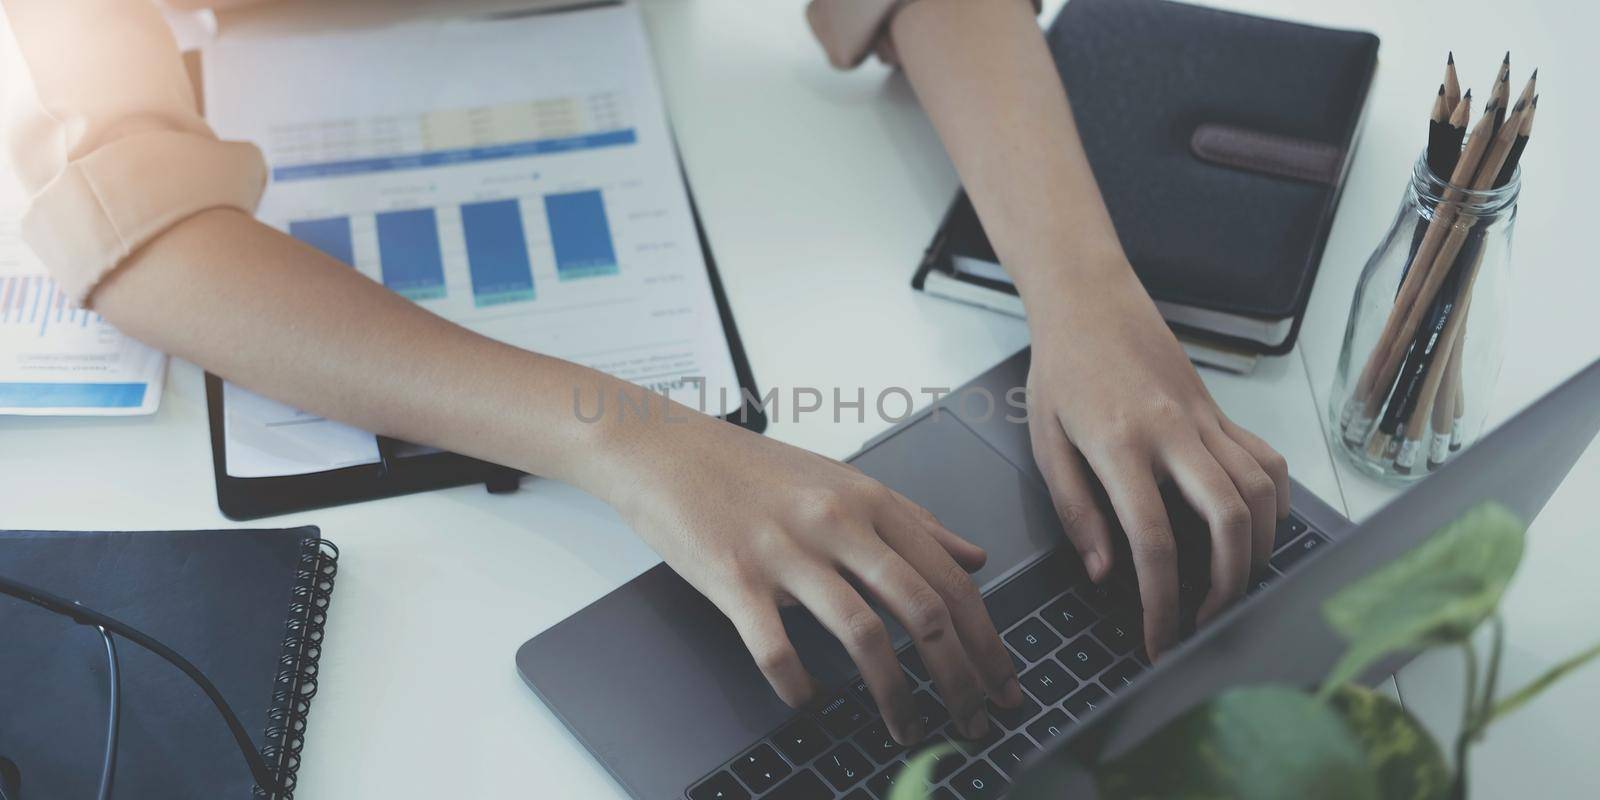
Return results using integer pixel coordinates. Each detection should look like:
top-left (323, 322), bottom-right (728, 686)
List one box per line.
top-left (206, 183), bottom-right (766, 520)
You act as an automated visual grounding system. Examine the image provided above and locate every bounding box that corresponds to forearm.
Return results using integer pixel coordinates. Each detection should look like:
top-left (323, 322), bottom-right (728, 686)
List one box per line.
top-left (93, 208), bottom-right (650, 502)
top-left (891, 0), bottom-right (1139, 318)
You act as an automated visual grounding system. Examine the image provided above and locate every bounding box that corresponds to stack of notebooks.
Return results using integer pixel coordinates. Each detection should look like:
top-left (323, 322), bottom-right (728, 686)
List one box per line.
top-left (913, 0), bottom-right (1379, 372)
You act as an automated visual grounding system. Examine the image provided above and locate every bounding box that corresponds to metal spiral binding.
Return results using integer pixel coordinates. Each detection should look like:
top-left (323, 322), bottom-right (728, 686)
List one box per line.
top-left (254, 538), bottom-right (339, 799)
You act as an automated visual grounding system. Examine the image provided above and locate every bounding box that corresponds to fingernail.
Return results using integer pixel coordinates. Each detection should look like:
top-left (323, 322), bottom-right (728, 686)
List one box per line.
top-left (1083, 551), bottom-right (1104, 580)
top-left (963, 709), bottom-right (989, 740)
top-left (1002, 678), bottom-right (1024, 707)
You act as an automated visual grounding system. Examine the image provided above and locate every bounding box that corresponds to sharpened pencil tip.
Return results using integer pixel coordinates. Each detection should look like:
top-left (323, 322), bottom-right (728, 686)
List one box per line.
top-left (1503, 50), bottom-right (1511, 64)
top-left (1530, 67), bottom-right (1538, 80)
top-left (1463, 88), bottom-right (1473, 99)
top-left (1532, 94), bottom-right (1540, 107)
top-left (1438, 83), bottom-right (1445, 95)
top-left (1448, 51), bottom-right (1455, 65)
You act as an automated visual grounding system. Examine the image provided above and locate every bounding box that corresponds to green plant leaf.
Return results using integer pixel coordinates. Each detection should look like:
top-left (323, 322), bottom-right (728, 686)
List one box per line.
top-left (1328, 684), bottom-right (1451, 800)
top-left (1096, 686), bottom-right (1380, 800)
top-left (888, 744), bottom-right (953, 800)
top-left (1320, 502), bottom-right (1525, 696)
top-left (1484, 639), bottom-right (1600, 727)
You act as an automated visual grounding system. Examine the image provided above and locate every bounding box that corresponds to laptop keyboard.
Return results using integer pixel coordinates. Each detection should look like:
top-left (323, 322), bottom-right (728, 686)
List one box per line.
top-left (688, 515), bottom-right (1330, 800)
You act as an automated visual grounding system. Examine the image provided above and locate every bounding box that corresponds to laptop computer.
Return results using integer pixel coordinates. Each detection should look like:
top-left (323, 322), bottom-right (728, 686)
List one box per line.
top-left (517, 349), bottom-right (1600, 800)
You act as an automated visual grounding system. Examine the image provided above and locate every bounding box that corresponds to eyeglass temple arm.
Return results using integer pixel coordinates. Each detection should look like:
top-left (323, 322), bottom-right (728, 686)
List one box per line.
top-left (0, 575), bottom-right (286, 798)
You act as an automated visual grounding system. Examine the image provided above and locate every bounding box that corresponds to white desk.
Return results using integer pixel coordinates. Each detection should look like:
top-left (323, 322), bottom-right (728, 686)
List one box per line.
top-left (2, 0), bottom-right (1596, 797)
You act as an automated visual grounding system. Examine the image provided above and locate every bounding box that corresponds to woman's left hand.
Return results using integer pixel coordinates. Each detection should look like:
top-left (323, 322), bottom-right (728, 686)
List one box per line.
top-left (1021, 261), bottom-right (1290, 660)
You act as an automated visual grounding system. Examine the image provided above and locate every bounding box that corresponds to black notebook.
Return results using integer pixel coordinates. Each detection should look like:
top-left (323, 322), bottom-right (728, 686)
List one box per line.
top-left (0, 527), bottom-right (337, 799)
top-left (912, 0), bottom-right (1379, 354)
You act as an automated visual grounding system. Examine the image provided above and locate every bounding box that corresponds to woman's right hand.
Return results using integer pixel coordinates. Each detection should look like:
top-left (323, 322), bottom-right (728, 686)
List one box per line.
top-left (595, 404), bottom-right (1023, 746)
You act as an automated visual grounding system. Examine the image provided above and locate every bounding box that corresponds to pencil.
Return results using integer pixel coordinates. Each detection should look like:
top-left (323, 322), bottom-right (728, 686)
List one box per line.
top-left (1399, 90), bottom-right (1472, 291)
top-left (1494, 93), bottom-right (1538, 187)
top-left (1490, 52), bottom-right (1510, 134)
top-left (1449, 378), bottom-right (1465, 451)
top-left (1428, 324), bottom-right (1467, 470)
top-left (1444, 52), bottom-right (1462, 113)
top-left (1426, 84), bottom-right (1452, 178)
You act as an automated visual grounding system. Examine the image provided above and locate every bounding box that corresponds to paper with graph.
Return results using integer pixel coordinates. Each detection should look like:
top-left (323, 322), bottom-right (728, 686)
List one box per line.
top-left (204, 2), bottom-right (743, 477)
top-left (0, 211), bottom-right (167, 416)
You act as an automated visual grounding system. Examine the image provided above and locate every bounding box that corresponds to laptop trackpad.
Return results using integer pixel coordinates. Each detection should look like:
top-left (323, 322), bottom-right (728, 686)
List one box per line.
top-left (780, 411), bottom-right (1066, 687)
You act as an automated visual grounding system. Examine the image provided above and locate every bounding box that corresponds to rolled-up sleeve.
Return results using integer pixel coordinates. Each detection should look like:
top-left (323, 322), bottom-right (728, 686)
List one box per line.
top-left (807, 0), bottom-right (1041, 70)
top-left (0, 0), bottom-right (265, 306)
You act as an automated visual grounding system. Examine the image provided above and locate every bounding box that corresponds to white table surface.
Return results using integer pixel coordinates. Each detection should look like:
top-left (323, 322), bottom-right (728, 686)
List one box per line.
top-left (2, 0), bottom-right (1597, 797)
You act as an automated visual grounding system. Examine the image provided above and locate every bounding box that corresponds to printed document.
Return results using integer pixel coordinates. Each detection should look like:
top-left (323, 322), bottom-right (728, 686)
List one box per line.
top-left (0, 210), bottom-right (166, 416)
top-left (204, 2), bottom-right (743, 477)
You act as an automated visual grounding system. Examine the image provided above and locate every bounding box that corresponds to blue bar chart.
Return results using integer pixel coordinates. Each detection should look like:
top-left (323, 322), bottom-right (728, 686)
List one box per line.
top-left (0, 274), bottom-right (98, 337)
top-left (461, 199), bottom-right (537, 306)
top-left (375, 209), bottom-right (448, 300)
top-left (545, 190), bottom-right (620, 280)
top-left (289, 216), bottom-right (355, 266)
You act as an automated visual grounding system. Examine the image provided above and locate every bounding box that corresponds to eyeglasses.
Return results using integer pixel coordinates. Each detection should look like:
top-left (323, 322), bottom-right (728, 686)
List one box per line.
top-left (0, 575), bottom-right (286, 800)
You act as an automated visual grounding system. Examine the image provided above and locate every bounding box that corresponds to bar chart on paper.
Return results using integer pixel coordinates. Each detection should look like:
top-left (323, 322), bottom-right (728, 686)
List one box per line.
top-left (0, 246), bottom-right (166, 415)
top-left (204, 4), bottom-right (749, 475)
top-left (287, 188), bottom-right (624, 308)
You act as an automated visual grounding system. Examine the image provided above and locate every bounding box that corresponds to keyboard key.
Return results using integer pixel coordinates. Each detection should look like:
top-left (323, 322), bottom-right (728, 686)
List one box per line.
top-left (912, 691), bottom-right (949, 732)
top-left (979, 550), bottom-right (1080, 633)
top-left (1274, 516), bottom-right (1308, 551)
top-left (766, 769), bottom-right (832, 800)
top-left (730, 743), bottom-right (790, 794)
top-left (851, 720), bottom-right (904, 764)
top-left (774, 717), bottom-right (829, 764)
top-left (1091, 617), bottom-right (1141, 657)
top-left (1080, 581), bottom-right (1135, 617)
top-left (1270, 530), bottom-right (1329, 574)
top-left (816, 692), bottom-right (872, 738)
top-left (952, 716), bottom-right (1004, 756)
top-left (1058, 635), bottom-right (1113, 681)
top-left (1101, 658), bottom-right (1145, 693)
top-left (1003, 618), bottom-right (1062, 664)
top-left (913, 735), bottom-right (965, 782)
top-left (989, 693), bottom-right (1041, 732)
top-left (842, 790), bottom-right (874, 800)
top-left (689, 770), bottom-right (749, 800)
top-left (1247, 569), bottom-right (1279, 596)
top-left (1019, 659), bottom-right (1077, 705)
top-left (866, 761), bottom-right (908, 799)
top-left (1026, 708), bottom-right (1073, 744)
top-left (851, 668), bottom-right (920, 710)
top-left (989, 734), bottom-right (1039, 777)
top-left (952, 760), bottom-right (1009, 799)
top-left (849, 676), bottom-right (877, 710)
top-left (900, 649), bottom-right (930, 682)
top-left (1040, 592), bottom-right (1096, 638)
top-left (932, 788), bottom-right (958, 800)
top-left (816, 743), bottom-right (873, 791)
top-left (1063, 683), bottom-right (1108, 719)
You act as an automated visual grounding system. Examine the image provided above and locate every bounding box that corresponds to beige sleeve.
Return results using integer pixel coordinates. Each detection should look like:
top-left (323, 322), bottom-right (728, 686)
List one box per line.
top-left (0, 0), bottom-right (267, 306)
top-left (806, 0), bottom-right (1042, 69)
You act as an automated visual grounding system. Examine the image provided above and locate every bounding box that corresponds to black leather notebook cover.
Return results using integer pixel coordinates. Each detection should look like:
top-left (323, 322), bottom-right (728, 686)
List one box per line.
top-left (0, 527), bottom-right (337, 799)
top-left (914, 0), bottom-right (1379, 355)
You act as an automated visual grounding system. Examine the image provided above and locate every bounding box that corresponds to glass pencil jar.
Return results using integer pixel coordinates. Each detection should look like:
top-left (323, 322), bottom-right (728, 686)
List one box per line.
top-left (1329, 151), bottom-right (1518, 483)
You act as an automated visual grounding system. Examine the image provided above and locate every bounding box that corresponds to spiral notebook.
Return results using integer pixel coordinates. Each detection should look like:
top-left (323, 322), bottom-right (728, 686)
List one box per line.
top-left (0, 527), bottom-right (337, 799)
